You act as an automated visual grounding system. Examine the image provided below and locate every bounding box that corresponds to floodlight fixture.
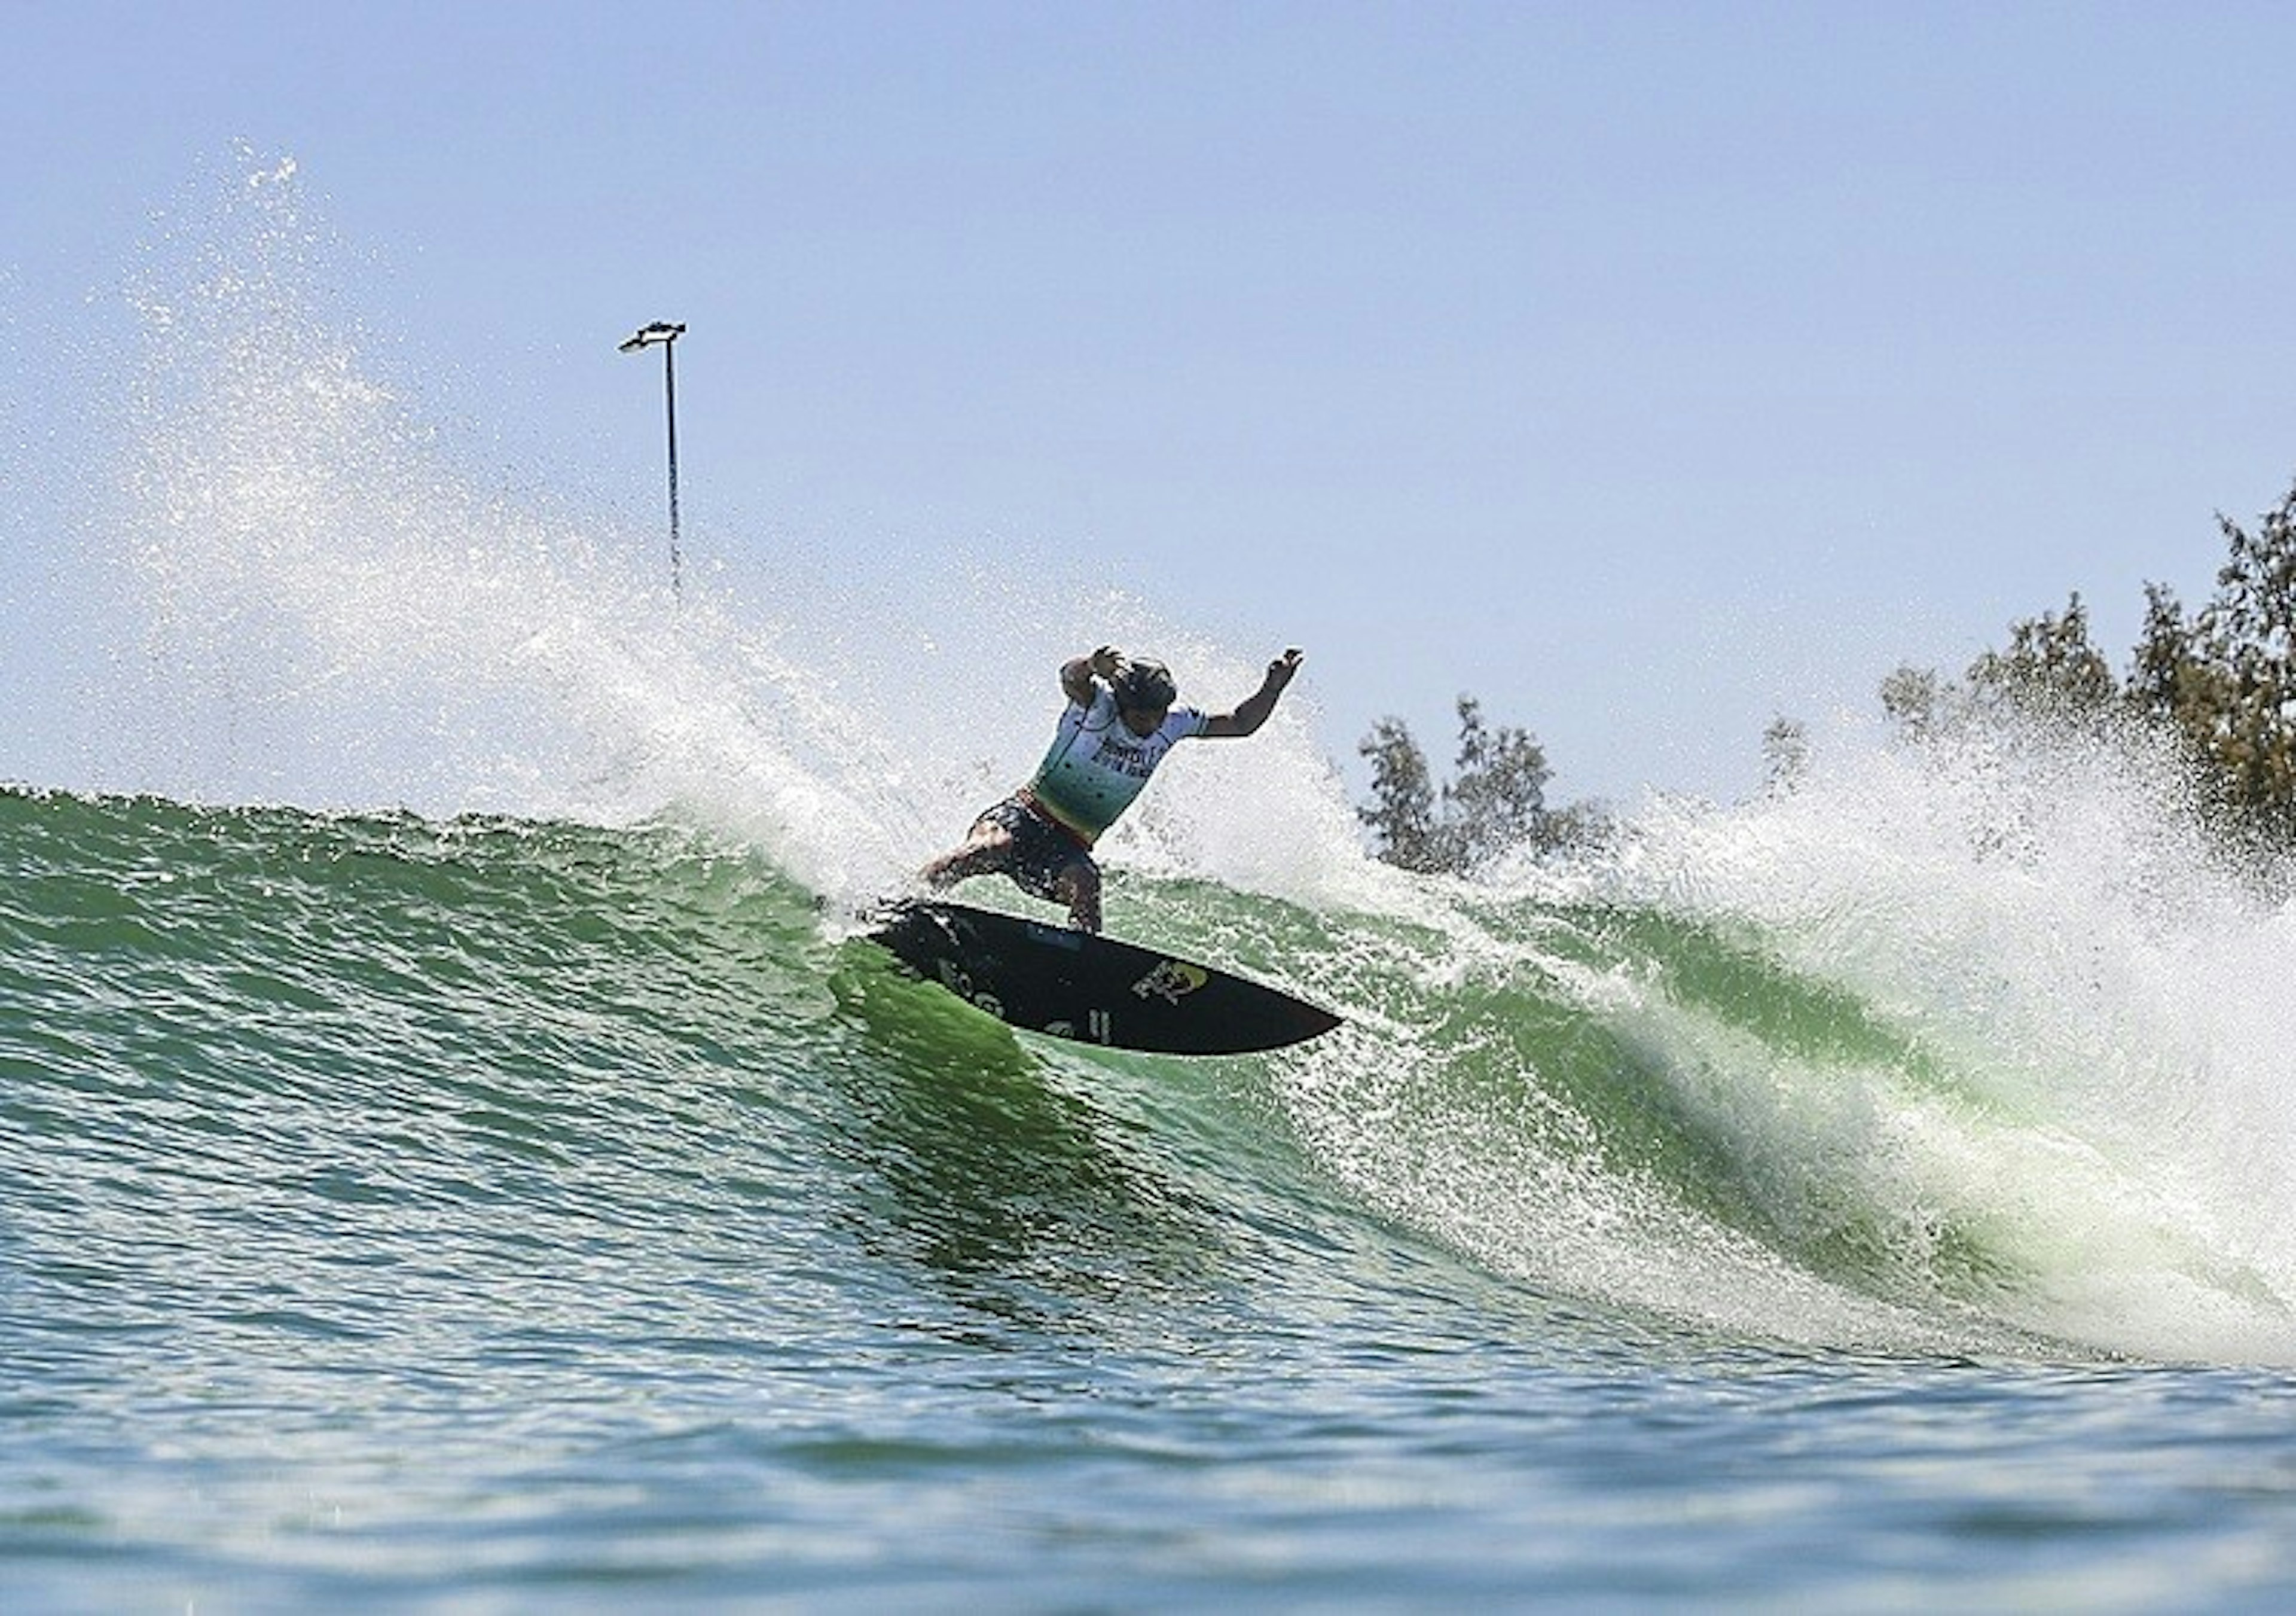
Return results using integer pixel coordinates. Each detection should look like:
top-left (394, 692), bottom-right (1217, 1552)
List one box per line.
top-left (618, 321), bottom-right (688, 598)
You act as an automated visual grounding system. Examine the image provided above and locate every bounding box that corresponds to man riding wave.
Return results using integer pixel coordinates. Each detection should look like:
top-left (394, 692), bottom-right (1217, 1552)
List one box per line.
top-left (921, 644), bottom-right (1304, 931)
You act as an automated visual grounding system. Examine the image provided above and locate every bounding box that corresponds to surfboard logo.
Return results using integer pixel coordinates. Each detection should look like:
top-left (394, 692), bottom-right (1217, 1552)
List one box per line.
top-left (932, 959), bottom-right (1005, 1020)
top-left (1044, 1009), bottom-right (1115, 1042)
top-left (1131, 959), bottom-right (1210, 1005)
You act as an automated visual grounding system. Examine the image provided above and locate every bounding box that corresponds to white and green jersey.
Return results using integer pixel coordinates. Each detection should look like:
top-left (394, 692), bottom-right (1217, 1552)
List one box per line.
top-left (1025, 688), bottom-right (1208, 843)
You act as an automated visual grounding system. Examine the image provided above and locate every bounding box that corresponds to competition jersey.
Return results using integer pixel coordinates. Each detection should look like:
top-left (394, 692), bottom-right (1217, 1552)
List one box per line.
top-left (1024, 688), bottom-right (1209, 843)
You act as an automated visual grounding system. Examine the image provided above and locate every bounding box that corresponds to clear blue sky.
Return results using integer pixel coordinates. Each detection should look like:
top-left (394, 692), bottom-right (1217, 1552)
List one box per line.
top-left (7, 1), bottom-right (2295, 809)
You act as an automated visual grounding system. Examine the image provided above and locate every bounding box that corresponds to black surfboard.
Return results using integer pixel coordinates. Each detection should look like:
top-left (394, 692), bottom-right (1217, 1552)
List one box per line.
top-left (865, 900), bottom-right (1341, 1056)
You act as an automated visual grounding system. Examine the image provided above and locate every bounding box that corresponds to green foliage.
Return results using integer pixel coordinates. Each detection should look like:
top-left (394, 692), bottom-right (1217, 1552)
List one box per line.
top-left (1443, 697), bottom-right (1553, 871)
top-left (2186, 489), bottom-right (2296, 842)
top-left (1762, 715), bottom-right (1810, 794)
top-left (1357, 714), bottom-right (1440, 873)
top-left (1883, 476), bottom-right (2296, 847)
top-left (1358, 696), bottom-right (1598, 874)
top-left (1967, 591), bottom-right (2118, 722)
top-left (1877, 664), bottom-right (1949, 743)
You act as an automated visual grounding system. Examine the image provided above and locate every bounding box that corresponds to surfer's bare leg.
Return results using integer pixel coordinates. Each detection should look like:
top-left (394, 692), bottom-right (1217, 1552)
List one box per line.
top-left (920, 822), bottom-right (1012, 889)
top-left (1054, 860), bottom-right (1102, 934)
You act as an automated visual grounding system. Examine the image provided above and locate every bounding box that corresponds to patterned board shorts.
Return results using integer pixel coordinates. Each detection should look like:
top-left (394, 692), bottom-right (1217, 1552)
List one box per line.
top-left (972, 797), bottom-right (1096, 901)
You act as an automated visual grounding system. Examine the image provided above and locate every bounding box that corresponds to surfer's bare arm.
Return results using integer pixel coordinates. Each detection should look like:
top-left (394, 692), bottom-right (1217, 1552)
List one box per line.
top-left (1062, 645), bottom-right (1122, 706)
top-left (1204, 648), bottom-right (1304, 738)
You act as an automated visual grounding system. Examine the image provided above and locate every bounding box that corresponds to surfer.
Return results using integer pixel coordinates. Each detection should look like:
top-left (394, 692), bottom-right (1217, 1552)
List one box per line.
top-left (920, 645), bottom-right (1305, 932)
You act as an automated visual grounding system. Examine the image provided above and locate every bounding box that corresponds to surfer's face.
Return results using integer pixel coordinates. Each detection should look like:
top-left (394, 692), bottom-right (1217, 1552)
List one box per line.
top-left (1118, 703), bottom-right (1168, 737)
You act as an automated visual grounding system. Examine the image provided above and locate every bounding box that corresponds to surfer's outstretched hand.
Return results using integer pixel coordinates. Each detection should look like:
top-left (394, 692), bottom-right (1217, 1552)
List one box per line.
top-left (1265, 648), bottom-right (1304, 688)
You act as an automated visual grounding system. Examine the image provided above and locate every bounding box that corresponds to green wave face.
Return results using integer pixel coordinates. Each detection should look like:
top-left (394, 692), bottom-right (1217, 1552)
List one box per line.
top-left (13, 780), bottom-right (2295, 1368)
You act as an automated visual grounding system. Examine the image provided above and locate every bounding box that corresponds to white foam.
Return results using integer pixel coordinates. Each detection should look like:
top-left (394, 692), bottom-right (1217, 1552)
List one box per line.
top-left (88, 151), bottom-right (1379, 919)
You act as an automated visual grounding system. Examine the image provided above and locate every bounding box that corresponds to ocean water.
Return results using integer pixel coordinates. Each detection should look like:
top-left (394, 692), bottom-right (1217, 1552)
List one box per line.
top-left (10, 784), bottom-right (2296, 1612)
top-left (13, 157), bottom-right (2296, 1611)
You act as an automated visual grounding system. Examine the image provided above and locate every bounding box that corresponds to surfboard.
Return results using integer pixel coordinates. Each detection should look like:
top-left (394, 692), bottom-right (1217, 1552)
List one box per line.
top-left (865, 900), bottom-right (1342, 1056)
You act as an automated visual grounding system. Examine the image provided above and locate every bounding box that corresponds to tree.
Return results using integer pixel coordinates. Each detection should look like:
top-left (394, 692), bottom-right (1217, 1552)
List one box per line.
top-left (1358, 696), bottom-right (1586, 874)
top-left (1880, 475), bottom-right (2296, 853)
top-left (1442, 696), bottom-right (1553, 873)
top-left (1357, 715), bottom-right (1442, 873)
top-left (1762, 715), bottom-right (1810, 794)
top-left (2126, 581), bottom-right (2208, 729)
top-left (1966, 591), bottom-right (2117, 724)
top-left (2190, 485), bottom-right (2296, 843)
top-left (1885, 594), bottom-right (2128, 746)
top-left (1879, 663), bottom-right (1951, 743)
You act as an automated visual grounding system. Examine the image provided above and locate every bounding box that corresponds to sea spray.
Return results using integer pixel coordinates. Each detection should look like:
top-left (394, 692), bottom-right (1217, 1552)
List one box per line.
top-left (88, 150), bottom-right (1365, 917)
top-left (99, 156), bottom-right (875, 885)
top-left (1573, 716), bottom-right (2296, 1359)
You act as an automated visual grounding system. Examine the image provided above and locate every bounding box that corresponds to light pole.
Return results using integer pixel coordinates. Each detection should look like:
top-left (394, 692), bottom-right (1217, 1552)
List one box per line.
top-left (618, 321), bottom-right (686, 599)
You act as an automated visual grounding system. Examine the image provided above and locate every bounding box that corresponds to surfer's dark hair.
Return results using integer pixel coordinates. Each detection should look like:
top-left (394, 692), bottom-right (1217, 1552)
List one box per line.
top-left (1112, 658), bottom-right (1177, 712)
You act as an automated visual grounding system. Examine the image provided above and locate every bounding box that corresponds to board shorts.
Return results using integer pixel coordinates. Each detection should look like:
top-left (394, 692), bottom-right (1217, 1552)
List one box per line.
top-left (971, 795), bottom-right (1096, 901)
